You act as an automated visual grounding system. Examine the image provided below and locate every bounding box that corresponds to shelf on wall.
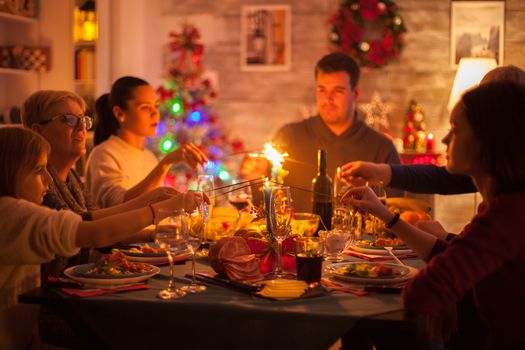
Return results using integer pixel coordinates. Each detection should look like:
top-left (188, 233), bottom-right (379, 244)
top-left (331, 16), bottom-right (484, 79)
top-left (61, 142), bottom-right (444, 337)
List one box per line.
top-left (0, 67), bottom-right (38, 76)
top-left (74, 40), bottom-right (96, 47)
top-left (0, 11), bottom-right (37, 24)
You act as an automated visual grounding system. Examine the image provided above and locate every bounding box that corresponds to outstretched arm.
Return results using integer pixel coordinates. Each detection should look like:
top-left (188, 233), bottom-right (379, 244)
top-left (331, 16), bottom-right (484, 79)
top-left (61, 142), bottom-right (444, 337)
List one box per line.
top-left (123, 143), bottom-right (208, 202)
top-left (76, 191), bottom-right (207, 247)
top-left (92, 187), bottom-right (179, 220)
top-left (389, 164), bottom-right (476, 194)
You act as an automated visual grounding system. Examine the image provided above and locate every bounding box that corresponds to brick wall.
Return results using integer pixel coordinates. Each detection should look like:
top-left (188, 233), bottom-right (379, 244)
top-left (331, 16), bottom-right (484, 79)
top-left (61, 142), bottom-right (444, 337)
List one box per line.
top-left (138, 0), bottom-right (525, 231)
top-left (151, 0), bottom-right (525, 151)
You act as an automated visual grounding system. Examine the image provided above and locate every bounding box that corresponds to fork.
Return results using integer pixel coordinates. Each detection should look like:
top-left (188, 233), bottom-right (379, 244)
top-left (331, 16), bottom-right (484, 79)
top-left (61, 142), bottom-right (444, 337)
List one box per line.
top-left (384, 246), bottom-right (406, 266)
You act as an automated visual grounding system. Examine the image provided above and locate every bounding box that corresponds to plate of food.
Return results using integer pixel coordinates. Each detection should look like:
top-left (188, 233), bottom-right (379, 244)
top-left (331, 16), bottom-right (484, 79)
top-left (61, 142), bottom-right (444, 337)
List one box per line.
top-left (64, 252), bottom-right (160, 286)
top-left (354, 237), bottom-right (408, 249)
top-left (119, 243), bottom-right (189, 264)
top-left (350, 235), bottom-right (413, 255)
top-left (329, 262), bottom-right (417, 285)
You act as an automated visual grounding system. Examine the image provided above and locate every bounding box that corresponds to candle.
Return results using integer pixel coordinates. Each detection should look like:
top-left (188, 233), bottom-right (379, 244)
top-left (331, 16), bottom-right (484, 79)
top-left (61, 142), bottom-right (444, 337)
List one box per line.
top-left (271, 166), bottom-right (279, 184)
top-left (263, 178), bottom-right (272, 235)
top-left (426, 133), bottom-right (435, 152)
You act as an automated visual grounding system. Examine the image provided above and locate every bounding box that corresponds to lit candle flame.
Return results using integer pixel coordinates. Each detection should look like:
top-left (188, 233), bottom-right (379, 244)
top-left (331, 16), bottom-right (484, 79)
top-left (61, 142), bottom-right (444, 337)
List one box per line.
top-left (249, 142), bottom-right (288, 169)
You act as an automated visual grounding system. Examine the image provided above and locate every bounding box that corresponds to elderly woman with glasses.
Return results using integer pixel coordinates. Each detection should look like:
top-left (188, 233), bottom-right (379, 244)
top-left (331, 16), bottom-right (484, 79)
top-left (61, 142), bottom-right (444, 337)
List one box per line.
top-left (21, 90), bottom-right (182, 348)
top-left (22, 90), bottom-right (95, 219)
top-left (21, 90), bottom-right (177, 279)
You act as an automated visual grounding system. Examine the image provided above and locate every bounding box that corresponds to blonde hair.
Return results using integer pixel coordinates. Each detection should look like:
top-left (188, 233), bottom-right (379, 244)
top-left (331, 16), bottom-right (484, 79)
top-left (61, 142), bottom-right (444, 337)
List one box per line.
top-left (480, 65), bottom-right (525, 86)
top-left (21, 90), bottom-right (87, 127)
top-left (0, 127), bottom-right (50, 197)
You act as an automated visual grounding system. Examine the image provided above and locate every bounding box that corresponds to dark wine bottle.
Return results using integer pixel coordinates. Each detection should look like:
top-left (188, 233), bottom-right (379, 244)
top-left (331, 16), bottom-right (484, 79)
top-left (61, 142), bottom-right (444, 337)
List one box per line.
top-left (312, 149), bottom-right (333, 233)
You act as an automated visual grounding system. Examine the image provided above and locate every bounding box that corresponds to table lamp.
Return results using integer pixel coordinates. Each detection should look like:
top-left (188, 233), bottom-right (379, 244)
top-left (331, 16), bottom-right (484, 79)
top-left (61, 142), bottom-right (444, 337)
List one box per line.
top-left (447, 57), bottom-right (497, 111)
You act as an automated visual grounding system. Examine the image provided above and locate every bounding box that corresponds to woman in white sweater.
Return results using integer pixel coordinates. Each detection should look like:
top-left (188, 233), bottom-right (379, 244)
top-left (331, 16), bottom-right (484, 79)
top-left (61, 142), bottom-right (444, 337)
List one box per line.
top-left (0, 127), bottom-right (203, 350)
top-left (87, 76), bottom-right (208, 208)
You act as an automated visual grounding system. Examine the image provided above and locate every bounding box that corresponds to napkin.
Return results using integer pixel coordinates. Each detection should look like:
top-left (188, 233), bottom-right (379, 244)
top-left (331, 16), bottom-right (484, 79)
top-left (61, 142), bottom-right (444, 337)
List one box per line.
top-left (59, 283), bottom-right (149, 297)
top-left (344, 248), bottom-right (417, 262)
top-left (236, 229), bottom-right (296, 274)
top-left (320, 278), bottom-right (368, 296)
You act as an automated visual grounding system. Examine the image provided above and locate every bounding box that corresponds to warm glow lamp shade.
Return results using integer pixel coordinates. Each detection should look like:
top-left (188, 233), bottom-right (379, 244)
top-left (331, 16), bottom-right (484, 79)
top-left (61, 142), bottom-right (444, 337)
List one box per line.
top-left (448, 58), bottom-right (497, 111)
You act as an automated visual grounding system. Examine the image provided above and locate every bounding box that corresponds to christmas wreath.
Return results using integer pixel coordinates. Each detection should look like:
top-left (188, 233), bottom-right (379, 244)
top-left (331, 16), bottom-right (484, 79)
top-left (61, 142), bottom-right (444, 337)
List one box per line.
top-left (328, 0), bottom-right (407, 68)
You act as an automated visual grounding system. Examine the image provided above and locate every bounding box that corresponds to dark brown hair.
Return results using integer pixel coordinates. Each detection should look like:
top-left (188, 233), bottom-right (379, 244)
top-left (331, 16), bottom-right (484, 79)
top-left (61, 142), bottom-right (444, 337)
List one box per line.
top-left (94, 76), bottom-right (149, 146)
top-left (462, 81), bottom-right (525, 194)
top-left (315, 52), bottom-right (361, 89)
top-left (0, 127), bottom-right (50, 197)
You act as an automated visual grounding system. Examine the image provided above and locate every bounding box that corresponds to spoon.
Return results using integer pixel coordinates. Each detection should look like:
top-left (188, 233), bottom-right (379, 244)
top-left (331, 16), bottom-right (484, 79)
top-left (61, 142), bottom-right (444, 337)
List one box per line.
top-left (384, 246), bottom-right (405, 266)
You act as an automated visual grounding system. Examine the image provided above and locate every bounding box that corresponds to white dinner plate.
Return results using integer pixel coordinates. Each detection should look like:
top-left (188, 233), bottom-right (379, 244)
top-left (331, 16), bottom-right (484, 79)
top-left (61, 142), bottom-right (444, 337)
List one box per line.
top-left (64, 263), bottom-right (160, 287)
top-left (349, 243), bottom-right (413, 256)
top-left (118, 244), bottom-right (189, 264)
top-left (328, 262), bottom-right (418, 285)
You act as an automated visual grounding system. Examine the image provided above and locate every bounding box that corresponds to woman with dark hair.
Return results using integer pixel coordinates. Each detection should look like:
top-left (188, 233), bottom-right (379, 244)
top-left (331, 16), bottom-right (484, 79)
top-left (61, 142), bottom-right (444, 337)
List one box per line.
top-left (87, 76), bottom-right (208, 208)
top-left (343, 81), bottom-right (525, 349)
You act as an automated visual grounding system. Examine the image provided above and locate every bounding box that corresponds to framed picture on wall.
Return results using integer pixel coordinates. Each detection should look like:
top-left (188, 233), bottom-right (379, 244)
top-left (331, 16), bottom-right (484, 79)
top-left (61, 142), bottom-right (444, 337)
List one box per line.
top-left (451, 1), bottom-right (505, 68)
top-left (240, 5), bottom-right (291, 71)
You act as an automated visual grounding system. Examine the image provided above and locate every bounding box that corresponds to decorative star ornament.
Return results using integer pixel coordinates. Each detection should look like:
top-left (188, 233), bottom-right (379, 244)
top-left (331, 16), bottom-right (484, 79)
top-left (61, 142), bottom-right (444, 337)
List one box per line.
top-left (359, 91), bottom-right (392, 132)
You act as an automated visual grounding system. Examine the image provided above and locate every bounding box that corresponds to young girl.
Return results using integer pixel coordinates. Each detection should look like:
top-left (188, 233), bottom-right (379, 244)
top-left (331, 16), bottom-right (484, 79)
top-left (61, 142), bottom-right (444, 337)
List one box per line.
top-left (86, 76), bottom-right (208, 208)
top-left (343, 81), bottom-right (525, 349)
top-left (0, 127), bottom-right (202, 350)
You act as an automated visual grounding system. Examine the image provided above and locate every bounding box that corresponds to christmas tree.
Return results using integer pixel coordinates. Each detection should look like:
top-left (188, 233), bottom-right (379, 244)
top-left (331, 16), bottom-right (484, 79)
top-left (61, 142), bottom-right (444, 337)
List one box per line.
top-left (148, 24), bottom-right (244, 191)
top-left (402, 99), bottom-right (428, 153)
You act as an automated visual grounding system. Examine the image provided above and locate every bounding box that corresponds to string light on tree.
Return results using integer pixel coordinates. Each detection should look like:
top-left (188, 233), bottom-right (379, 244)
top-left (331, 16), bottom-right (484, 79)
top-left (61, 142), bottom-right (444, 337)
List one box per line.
top-left (160, 136), bottom-right (177, 153)
top-left (171, 99), bottom-right (183, 115)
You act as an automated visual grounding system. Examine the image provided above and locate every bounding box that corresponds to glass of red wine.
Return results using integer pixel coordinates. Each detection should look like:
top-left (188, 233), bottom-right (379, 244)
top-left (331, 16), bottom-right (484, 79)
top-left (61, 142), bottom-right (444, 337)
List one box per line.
top-left (228, 179), bottom-right (253, 224)
top-left (295, 236), bottom-right (324, 283)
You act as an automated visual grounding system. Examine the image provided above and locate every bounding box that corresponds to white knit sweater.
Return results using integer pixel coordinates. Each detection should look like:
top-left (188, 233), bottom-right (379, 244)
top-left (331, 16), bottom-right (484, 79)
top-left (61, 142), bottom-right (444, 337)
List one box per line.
top-left (86, 135), bottom-right (159, 208)
top-left (0, 197), bottom-right (81, 350)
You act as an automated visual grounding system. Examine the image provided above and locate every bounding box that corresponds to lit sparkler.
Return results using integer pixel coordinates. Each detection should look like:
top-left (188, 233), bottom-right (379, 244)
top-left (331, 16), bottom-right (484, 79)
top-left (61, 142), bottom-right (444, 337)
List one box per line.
top-left (249, 142), bottom-right (289, 183)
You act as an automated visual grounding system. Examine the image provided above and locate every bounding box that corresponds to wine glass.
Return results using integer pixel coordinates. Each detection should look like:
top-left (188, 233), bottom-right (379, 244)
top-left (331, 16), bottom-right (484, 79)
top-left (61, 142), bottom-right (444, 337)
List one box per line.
top-left (180, 203), bottom-right (207, 293)
top-left (195, 175), bottom-right (214, 256)
top-left (318, 229), bottom-right (350, 263)
top-left (334, 167), bottom-right (353, 208)
top-left (267, 186), bottom-right (294, 279)
top-left (228, 179), bottom-right (252, 224)
top-left (155, 209), bottom-right (187, 300)
top-left (332, 166), bottom-right (361, 235)
top-left (367, 181), bottom-right (387, 235)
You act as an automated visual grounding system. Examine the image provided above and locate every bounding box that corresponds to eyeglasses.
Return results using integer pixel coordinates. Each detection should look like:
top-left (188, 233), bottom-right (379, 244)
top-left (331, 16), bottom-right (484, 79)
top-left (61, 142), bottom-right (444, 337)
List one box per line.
top-left (39, 114), bottom-right (93, 130)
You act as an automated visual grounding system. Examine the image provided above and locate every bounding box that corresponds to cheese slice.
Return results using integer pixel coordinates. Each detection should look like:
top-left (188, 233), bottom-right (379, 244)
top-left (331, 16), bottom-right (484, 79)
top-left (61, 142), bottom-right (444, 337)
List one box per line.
top-left (258, 280), bottom-right (307, 298)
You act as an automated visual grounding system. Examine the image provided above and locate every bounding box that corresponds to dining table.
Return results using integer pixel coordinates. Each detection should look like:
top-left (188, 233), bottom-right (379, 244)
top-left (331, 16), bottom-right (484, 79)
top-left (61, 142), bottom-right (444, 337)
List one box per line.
top-left (19, 255), bottom-right (426, 350)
